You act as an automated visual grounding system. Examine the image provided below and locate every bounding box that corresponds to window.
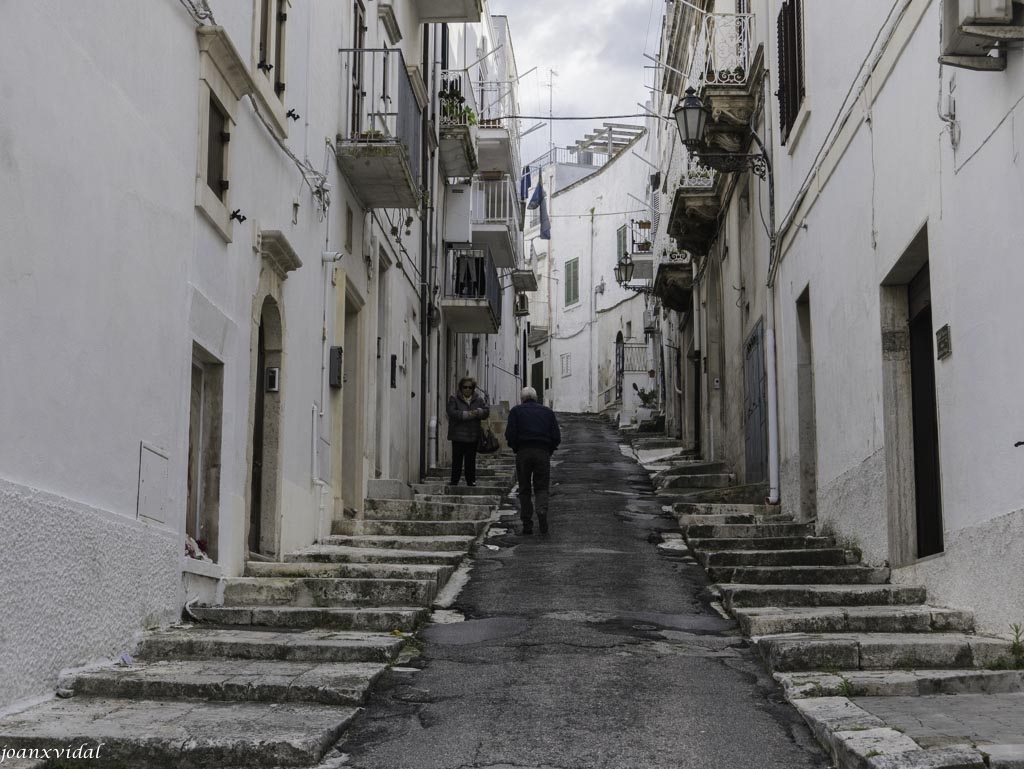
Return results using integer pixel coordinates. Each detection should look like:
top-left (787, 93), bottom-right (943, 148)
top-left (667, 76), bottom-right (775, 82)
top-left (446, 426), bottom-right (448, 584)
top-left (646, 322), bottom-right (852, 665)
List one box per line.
top-left (560, 353), bottom-right (571, 377)
top-left (257, 0), bottom-right (287, 99)
top-left (345, 205), bottom-right (354, 251)
top-left (625, 321), bottom-right (632, 340)
top-left (206, 95), bottom-right (229, 201)
top-left (564, 258), bottom-right (580, 306)
top-left (616, 225), bottom-right (628, 260)
top-left (777, 0), bottom-right (805, 145)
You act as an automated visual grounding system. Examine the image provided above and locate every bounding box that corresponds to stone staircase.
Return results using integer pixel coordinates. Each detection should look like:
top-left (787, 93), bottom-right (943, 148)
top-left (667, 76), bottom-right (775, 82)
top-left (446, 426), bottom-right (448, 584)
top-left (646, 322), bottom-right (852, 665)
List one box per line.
top-left (0, 453), bottom-right (514, 768)
top-left (659, 487), bottom-right (1022, 768)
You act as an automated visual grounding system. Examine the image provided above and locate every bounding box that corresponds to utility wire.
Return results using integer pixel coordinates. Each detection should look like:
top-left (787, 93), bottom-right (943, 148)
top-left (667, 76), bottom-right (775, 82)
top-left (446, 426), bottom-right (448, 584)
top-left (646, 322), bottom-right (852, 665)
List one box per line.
top-left (509, 114), bottom-right (668, 121)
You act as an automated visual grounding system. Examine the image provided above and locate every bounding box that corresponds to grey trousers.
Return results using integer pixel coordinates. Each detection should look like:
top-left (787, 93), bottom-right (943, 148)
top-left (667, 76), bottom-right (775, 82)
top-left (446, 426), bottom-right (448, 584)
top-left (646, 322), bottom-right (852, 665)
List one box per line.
top-left (515, 446), bottom-right (551, 523)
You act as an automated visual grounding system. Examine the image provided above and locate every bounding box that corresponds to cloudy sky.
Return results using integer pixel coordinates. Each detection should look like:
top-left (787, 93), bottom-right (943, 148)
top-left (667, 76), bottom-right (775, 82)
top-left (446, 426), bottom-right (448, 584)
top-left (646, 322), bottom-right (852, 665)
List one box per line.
top-left (489, 0), bottom-right (661, 166)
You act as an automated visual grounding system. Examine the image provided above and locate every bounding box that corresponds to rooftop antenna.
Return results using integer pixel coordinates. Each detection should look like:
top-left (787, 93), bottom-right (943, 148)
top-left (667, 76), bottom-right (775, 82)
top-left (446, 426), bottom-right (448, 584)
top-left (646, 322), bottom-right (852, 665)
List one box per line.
top-left (547, 69), bottom-right (558, 162)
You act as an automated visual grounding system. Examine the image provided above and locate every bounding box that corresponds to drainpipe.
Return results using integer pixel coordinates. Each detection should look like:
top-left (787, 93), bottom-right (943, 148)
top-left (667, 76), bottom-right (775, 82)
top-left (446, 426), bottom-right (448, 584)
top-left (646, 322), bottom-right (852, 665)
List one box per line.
top-left (419, 23), bottom-right (434, 483)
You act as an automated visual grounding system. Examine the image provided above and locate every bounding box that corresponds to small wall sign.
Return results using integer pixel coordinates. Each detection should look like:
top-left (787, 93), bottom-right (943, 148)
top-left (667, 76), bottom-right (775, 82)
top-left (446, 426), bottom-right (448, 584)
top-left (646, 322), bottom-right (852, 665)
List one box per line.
top-left (936, 324), bottom-right (952, 360)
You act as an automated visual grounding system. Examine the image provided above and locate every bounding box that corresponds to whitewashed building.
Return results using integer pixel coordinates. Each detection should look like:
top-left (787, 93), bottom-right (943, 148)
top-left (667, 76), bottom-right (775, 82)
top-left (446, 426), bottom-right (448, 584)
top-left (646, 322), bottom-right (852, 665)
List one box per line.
top-left (0, 0), bottom-right (524, 706)
top-left (651, 0), bottom-right (1024, 634)
top-left (523, 126), bottom-right (661, 421)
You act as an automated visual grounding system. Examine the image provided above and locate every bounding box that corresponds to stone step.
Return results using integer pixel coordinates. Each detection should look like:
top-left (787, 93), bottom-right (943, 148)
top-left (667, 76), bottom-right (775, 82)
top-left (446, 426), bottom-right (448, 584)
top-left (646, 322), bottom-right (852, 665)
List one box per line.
top-left (0, 697), bottom-right (357, 768)
top-left (684, 522), bottom-right (817, 538)
top-left (332, 518), bottom-right (489, 538)
top-left (426, 467), bottom-right (509, 478)
top-left (285, 545), bottom-right (464, 567)
top-left (244, 560), bottom-right (453, 588)
top-left (718, 583), bottom-right (928, 610)
top-left (698, 548), bottom-right (852, 568)
top-left (138, 627), bottom-right (404, 664)
top-left (364, 498), bottom-right (494, 520)
top-left (674, 502), bottom-right (771, 516)
top-left (320, 534), bottom-right (476, 552)
top-left (675, 513), bottom-right (784, 526)
top-left (222, 577), bottom-right (436, 608)
top-left (776, 668), bottom-right (1024, 699)
top-left (668, 482), bottom-right (769, 505)
top-left (706, 565), bottom-right (890, 585)
top-left (414, 493), bottom-right (502, 506)
top-left (656, 460), bottom-right (731, 477)
top-left (687, 536), bottom-right (836, 551)
top-left (754, 632), bottom-right (1012, 673)
top-left (192, 605), bottom-right (427, 632)
top-left (412, 483), bottom-right (506, 497)
top-left (659, 473), bottom-right (735, 490)
top-left (734, 605), bottom-right (976, 636)
top-left (70, 660), bottom-right (387, 706)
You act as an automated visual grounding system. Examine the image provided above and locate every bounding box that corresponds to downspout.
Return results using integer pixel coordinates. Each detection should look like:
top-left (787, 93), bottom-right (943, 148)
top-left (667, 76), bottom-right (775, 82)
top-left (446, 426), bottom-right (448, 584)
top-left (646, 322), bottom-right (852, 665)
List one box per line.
top-left (589, 207), bottom-right (596, 412)
top-left (420, 22), bottom-right (435, 482)
top-left (753, 73), bottom-right (781, 506)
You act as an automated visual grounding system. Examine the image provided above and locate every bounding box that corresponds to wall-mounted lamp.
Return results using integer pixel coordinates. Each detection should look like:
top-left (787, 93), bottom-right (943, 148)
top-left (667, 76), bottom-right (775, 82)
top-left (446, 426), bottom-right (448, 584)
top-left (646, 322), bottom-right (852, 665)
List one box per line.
top-left (230, 209), bottom-right (247, 223)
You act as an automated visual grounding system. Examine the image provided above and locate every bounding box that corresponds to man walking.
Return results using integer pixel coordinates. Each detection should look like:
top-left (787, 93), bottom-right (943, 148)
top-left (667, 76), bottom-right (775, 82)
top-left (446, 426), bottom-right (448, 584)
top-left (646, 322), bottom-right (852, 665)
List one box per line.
top-left (505, 387), bottom-right (560, 535)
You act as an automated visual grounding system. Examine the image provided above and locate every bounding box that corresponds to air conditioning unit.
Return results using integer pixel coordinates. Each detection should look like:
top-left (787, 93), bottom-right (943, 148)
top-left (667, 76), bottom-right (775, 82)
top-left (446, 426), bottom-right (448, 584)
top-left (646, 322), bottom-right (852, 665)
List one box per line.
top-left (643, 309), bottom-right (657, 333)
top-left (941, 0), bottom-right (1024, 70)
top-left (513, 293), bottom-right (530, 317)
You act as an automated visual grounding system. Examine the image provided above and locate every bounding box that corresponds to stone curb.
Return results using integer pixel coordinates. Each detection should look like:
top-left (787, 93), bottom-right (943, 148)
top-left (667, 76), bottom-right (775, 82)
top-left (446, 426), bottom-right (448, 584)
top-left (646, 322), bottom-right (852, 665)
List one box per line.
top-left (792, 697), bottom-right (986, 769)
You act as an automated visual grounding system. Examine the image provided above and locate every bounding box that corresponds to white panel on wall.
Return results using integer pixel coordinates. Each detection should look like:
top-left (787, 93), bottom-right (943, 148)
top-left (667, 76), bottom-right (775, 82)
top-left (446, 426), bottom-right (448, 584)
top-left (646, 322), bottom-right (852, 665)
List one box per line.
top-left (137, 442), bottom-right (170, 524)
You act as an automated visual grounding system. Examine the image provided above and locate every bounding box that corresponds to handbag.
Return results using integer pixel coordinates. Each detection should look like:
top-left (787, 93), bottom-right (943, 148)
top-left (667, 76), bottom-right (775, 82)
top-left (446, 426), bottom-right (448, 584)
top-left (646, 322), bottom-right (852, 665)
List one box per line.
top-left (478, 426), bottom-right (500, 454)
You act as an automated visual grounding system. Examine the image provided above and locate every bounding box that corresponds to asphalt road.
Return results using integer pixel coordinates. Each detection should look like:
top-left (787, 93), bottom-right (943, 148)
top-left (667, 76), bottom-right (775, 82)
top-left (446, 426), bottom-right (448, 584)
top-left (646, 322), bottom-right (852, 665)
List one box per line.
top-left (338, 413), bottom-right (829, 769)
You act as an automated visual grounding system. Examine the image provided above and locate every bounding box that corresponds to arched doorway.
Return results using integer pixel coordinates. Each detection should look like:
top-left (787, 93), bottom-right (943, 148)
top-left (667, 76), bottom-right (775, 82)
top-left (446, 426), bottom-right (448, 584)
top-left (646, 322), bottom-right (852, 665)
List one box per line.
top-left (248, 297), bottom-right (283, 557)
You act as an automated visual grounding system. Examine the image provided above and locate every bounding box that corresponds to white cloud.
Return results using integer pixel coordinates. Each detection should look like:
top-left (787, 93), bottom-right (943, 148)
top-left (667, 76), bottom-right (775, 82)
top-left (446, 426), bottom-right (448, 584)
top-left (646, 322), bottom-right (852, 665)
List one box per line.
top-left (490, 0), bottom-right (657, 164)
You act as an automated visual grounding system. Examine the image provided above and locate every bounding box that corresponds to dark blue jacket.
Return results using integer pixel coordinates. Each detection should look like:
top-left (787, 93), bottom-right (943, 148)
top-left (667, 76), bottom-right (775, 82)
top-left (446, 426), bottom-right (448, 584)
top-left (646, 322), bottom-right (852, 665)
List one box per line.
top-left (505, 400), bottom-right (561, 453)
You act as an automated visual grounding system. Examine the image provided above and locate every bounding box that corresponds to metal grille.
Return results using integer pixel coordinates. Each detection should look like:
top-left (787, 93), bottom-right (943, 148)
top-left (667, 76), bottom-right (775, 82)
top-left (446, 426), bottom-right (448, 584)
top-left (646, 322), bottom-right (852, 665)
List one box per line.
top-left (622, 343), bottom-right (648, 372)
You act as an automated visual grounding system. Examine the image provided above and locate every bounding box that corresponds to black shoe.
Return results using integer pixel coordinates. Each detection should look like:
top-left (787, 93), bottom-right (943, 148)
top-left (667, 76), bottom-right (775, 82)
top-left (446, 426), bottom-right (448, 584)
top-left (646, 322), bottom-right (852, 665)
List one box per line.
top-left (538, 515), bottom-right (548, 534)
top-left (521, 521), bottom-right (533, 535)
top-left (467, 482), bottom-right (476, 487)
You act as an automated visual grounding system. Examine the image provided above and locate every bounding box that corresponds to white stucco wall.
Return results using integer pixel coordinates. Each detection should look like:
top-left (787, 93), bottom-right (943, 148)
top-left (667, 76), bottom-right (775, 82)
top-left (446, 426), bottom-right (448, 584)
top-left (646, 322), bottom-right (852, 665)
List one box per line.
top-left (545, 140), bottom-right (651, 413)
top-left (769, 1), bottom-right (1024, 629)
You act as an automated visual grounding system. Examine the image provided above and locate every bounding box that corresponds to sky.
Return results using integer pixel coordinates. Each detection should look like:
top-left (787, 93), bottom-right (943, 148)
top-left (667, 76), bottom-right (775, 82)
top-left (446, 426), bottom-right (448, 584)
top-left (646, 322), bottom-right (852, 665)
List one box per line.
top-left (489, 0), bottom-right (661, 167)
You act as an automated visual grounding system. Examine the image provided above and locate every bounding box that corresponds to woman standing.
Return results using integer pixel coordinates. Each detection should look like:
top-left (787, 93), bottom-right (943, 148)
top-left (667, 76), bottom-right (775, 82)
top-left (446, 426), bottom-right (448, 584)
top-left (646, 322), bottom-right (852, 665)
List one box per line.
top-left (446, 377), bottom-right (489, 487)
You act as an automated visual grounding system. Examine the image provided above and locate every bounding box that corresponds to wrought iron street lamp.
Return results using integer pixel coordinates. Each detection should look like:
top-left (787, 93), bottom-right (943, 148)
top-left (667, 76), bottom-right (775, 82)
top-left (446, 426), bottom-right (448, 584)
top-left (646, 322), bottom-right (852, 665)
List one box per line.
top-left (614, 254), bottom-right (653, 294)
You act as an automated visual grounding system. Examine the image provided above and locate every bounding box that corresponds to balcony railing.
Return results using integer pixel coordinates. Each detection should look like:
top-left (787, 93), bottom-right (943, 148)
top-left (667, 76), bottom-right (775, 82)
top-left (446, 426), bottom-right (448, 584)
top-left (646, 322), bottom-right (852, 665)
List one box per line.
top-left (472, 175), bottom-right (522, 230)
top-left (443, 246), bottom-right (501, 314)
top-left (526, 147), bottom-right (611, 170)
top-left (688, 12), bottom-right (756, 92)
top-left (440, 69), bottom-right (479, 128)
top-left (338, 47), bottom-right (422, 186)
top-left (680, 153), bottom-right (718, 190)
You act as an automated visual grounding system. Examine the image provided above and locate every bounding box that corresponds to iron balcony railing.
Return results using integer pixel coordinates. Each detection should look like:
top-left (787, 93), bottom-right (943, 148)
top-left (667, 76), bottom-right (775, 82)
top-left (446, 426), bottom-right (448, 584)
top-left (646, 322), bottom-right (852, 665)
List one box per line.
top-left (680, 151), bottom-right (718, 190)
top-left (525, 146), bottom-right (611, 170)
top-left (339, 47), bottom-right (422, 185)
top-left (443, 246), bottom-right (501, 316)
top-left (440, 69), bottom-right (479, 128)
top-left (622, 343), bottom-right (649, 373)
top-left (687, 12), bottom-right (756, 92)
top-left (472, 175), bottom-right (522, 230)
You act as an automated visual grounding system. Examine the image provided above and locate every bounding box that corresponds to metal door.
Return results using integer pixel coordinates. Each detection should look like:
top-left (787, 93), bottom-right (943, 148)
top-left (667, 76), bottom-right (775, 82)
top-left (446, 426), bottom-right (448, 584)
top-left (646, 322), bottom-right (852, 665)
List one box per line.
top-left (744, 321), bottom-right (768, 483)
top-left (615, 332), bottom-right (624, 401)
top-left (531, 361), bottom-right (544, 404)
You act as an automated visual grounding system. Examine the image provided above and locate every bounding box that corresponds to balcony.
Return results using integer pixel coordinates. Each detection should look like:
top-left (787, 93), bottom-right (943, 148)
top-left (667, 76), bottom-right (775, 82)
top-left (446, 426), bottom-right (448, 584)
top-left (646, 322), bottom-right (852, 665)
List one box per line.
top-left (511, 268), bottom-right (538, 292)
top-left (440, 246), bottom-right (501, 333)
top-left (416, 0), bottom-right (483, 23)
top-left (471, 175), bottom-right (522, 269)
top-left (335, 48), bottom-right (422, 208)
top-left (666, 154), bottom-right (725, 257)
top-left (439, 69), bottom-right (479, 178)
top-left (688, 11), bottom-right (765, 154)
top-left (653, 254), bottom-right (695, 313)
top-left (476, 81), bottom-right (520, 175)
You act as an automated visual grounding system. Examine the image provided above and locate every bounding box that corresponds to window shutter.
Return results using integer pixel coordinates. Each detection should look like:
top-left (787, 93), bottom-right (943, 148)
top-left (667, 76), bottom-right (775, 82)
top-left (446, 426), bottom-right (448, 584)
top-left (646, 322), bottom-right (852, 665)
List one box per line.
top-left (777, 2), bottom-right (790, 141)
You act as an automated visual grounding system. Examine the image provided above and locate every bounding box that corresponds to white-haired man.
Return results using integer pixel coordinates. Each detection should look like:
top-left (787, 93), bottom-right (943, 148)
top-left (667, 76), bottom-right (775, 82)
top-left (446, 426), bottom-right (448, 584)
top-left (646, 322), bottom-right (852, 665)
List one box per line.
top-left (504, 387), bottom-right (561, 535)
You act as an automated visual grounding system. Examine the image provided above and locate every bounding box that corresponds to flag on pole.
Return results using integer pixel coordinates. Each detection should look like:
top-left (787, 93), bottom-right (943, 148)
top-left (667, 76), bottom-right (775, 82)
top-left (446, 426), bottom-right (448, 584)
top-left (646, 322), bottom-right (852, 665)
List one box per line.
top-left (528, 178), bottom-right (551, 240)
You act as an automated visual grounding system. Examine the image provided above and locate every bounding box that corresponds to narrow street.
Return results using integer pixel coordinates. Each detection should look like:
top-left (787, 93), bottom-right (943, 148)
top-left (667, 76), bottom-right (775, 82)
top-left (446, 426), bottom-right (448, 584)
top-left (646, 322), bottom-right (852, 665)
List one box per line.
top-left (338, 414), bottom-right (828, 769)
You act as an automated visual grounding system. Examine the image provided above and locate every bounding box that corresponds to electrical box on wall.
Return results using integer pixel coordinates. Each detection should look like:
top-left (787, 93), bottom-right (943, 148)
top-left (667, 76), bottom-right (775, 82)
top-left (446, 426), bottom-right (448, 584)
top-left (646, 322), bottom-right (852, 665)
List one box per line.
top-left (443, 184), bottom-right (472, 242)
top-left (329, 346), bottom-right (344, 388)
top-left (265, 367), bottom-right (280, 392)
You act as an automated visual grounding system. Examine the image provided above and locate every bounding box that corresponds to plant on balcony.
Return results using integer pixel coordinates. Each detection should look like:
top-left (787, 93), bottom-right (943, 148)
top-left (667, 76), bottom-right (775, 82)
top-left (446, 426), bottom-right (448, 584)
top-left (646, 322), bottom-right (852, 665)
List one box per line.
top-left (440, 84), bottom-right (477, 127)
top-left (636, 220), bottom-right (651, 230)
top-left (632, 382), bottom-right (658, 407)
top-left (635, 240), bottom-right (652, 253)
top-left (357, 129), bottom-right (385, 141)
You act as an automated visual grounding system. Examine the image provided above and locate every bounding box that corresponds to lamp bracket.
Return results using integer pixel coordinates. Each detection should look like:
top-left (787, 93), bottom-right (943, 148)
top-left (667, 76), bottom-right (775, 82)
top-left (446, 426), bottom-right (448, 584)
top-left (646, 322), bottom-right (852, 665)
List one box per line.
top-left (697, 152), bottom-right (769, 180)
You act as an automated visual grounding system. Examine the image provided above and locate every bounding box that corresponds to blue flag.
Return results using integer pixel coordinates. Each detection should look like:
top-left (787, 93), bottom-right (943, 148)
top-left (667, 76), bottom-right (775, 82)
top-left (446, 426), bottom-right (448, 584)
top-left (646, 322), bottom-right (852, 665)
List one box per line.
top-left (527, 179), bottom-right (551, 240)
top-left (520, 166), bottom-right (532, 201)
